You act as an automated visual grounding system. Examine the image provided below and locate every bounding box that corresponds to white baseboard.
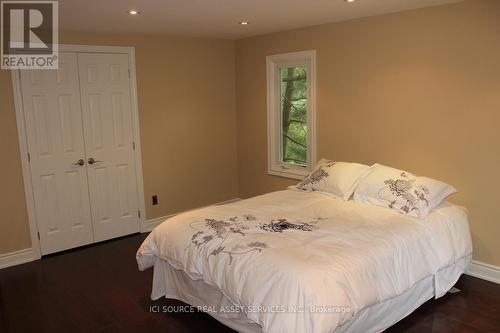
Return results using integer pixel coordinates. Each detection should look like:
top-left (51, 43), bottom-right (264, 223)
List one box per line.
top-left (142, 216), bottom-right (168, 232)
top-left (3, 214), bottom-right (497, 287)
top-left (0, 198), bottom-right (242, 269)
top-left (0, 248), bottom-right (36, 269)
top-left (466, 260), bottom-right (500, 284)
top-left (142, 198), bottom-right (242, 233)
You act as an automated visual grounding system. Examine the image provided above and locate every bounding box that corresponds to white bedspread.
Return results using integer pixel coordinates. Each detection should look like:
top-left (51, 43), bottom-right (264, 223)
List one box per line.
top-left (137, 190), bottom-right (472, 333)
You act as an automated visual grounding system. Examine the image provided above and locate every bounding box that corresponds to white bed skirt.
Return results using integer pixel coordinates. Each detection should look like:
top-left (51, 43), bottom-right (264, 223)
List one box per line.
top-left (150, 254), bottom-right (471, 333)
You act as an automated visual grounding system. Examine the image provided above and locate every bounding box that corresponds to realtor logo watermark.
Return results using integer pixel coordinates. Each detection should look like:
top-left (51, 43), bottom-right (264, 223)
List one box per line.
top-left (1, 1), bottom-right (58, 69)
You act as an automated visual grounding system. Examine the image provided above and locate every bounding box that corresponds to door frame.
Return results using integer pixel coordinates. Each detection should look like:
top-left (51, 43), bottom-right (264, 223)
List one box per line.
top-left (11, 44), bottom-right (147, 259)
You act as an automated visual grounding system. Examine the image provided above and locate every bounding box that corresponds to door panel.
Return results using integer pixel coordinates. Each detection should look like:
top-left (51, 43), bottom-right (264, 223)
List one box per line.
top-left (20, 52), bottom-right (94, 255)
top-left (78, 53), bottom-right (140, 242)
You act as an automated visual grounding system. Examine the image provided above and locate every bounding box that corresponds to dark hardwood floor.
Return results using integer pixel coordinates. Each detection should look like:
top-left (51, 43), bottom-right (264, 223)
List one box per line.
top-left (0, 233), bottom-right (498, 333)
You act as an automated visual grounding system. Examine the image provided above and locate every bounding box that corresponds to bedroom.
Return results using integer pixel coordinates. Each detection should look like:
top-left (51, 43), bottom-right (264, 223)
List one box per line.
top-left (0, 0), bottom-right (499, 332)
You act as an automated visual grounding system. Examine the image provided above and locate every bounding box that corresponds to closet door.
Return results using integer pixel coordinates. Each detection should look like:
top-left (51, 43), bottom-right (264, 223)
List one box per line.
top-left (20, 52), bottom-right (94, 255)
top-left (78, 53), bottom-right (140, 242)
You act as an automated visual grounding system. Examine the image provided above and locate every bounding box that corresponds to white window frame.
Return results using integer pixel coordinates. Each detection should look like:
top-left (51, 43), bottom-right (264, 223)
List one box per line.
top-left (266, 50), bottom-right (317, 180)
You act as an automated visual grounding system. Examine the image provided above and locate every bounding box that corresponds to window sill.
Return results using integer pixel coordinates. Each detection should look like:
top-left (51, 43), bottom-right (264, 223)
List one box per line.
top-left (268, 165), bottom-right (309, 180)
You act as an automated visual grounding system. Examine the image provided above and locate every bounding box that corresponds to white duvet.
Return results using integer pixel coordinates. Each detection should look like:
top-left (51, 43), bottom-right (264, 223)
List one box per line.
top-left (137, 190), bottom-right (472, 333)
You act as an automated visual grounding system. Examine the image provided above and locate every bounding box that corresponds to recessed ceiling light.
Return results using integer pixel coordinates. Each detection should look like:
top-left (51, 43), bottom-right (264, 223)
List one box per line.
top-left (239, 21), bottom-right (249, 25)
top-left (128, 9), bottom-right (140, 15)
top-left (345, 0), bottom-right (355, 2)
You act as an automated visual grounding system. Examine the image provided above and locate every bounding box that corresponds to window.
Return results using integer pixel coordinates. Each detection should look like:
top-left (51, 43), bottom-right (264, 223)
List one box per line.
top-left (267, 50), bottom-right (316, 179)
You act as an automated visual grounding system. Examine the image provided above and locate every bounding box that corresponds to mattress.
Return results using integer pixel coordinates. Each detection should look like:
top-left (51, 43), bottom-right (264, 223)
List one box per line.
top-left (137, 190), bottom-right (472, 333)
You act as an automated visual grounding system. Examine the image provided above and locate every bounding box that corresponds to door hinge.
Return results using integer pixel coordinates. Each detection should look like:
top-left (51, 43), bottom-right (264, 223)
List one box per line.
top-left (132, 141), bottom-right (136, 150)
top-left (128, 69), bottom-right (131, 78)
top-left (37, 232), bottom-right (40, 240)
top-left (27, 153), bottom-right (31, 162)
top-left (138, 210), bottom-right (141, 218)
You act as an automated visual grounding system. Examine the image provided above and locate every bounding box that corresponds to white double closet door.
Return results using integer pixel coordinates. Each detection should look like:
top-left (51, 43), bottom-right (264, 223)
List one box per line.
top-left (20, 52), bottom-right (140, 255)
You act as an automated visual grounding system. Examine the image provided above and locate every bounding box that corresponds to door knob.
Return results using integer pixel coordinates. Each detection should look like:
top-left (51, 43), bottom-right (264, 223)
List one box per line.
top-left (73, 159), bottom-right (85, 166)
top-left (87, 157), bottom-right (102, 165)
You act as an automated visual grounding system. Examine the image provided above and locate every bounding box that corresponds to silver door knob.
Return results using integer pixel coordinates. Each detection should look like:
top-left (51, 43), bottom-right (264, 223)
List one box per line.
top-left (87, 157), bottom-right (102, 165)
top-left (73, 159), bottom-right (85, 166)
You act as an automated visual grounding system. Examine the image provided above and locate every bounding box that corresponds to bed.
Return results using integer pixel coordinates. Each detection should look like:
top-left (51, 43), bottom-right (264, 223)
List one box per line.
top-left (137, 189), bottom-right (472, 333)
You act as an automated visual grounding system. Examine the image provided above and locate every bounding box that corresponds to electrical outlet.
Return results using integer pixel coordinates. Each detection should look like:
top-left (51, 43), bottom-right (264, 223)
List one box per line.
top-left (152, 195), bottom-right (158, 206)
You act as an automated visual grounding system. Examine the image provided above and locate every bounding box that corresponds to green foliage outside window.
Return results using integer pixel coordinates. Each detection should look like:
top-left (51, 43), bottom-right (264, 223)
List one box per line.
top-left (280, 66), bottom-right (307, 165)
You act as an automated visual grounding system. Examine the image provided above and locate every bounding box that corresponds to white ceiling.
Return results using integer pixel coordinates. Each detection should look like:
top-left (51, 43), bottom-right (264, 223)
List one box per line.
top-left (58, 0), bottom-right (464, 39)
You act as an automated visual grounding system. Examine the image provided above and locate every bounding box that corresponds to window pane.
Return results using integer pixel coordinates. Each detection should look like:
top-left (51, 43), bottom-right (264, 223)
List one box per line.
top-left (280, 66), bottom-right (307, 165)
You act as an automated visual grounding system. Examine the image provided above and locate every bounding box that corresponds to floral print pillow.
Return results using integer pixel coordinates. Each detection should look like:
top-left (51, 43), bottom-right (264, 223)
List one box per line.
top-left (296, 160), bottom-right (371, 200)
top-left (296, 160), bottom-right (336, 191)
top-left (353, 164), bottom-right (456, 218)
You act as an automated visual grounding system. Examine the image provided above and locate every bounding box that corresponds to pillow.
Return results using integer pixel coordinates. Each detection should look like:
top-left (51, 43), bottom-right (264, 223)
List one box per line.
top-left (353, 164), bottom-right (456, 218)
top-left (295, 160), bottom-right (371, 200)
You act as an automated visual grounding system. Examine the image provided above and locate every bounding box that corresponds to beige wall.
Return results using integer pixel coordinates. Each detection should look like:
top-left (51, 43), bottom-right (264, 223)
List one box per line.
top-left (0, 31), bottom-right (239, 254)
top-left (0, 68), bottom-right (32, 252)
top-left (235, 0), bottom-right (500, 266)
top-left (2, 0), bottom-right (499, 268)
